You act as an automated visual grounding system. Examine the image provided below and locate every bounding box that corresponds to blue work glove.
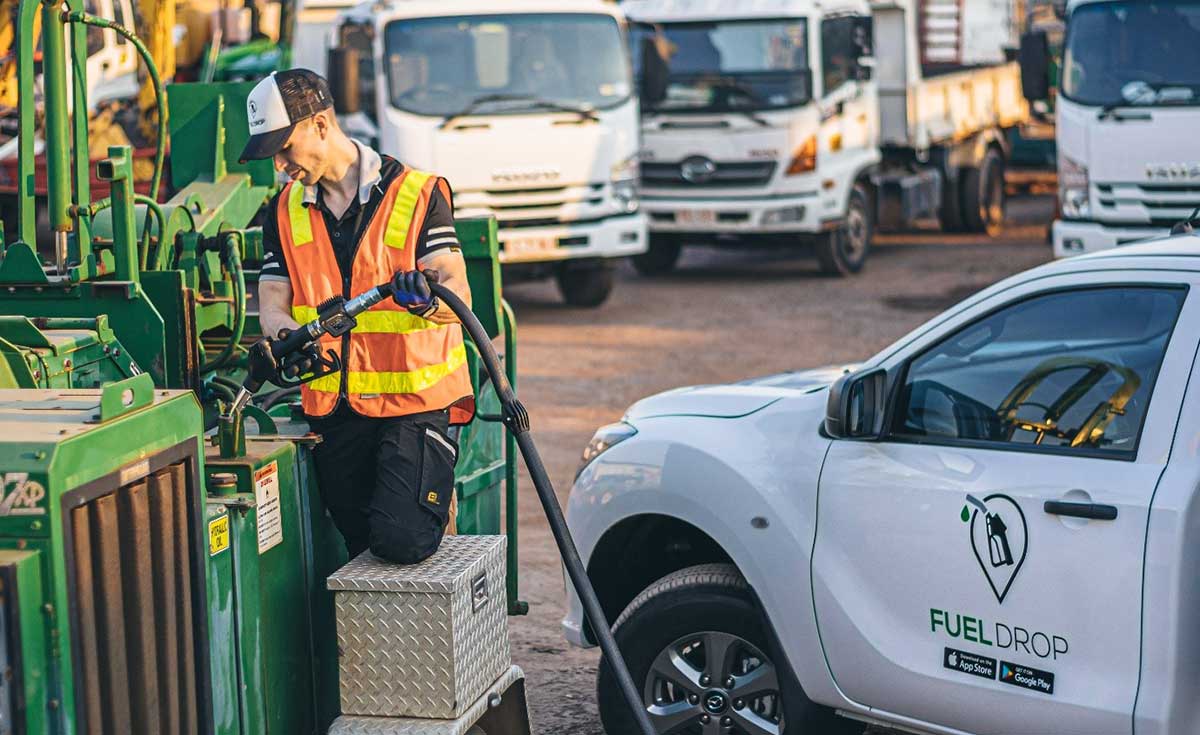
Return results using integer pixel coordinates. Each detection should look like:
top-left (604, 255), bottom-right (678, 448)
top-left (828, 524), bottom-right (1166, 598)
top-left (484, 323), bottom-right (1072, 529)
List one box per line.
top-left (391, 269), bottom-right (439, 317)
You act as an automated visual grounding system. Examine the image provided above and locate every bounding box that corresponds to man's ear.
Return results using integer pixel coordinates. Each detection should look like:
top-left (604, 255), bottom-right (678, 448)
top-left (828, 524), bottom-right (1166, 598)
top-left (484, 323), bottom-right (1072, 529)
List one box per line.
top-left (314, 110), bottom-right (333, 139)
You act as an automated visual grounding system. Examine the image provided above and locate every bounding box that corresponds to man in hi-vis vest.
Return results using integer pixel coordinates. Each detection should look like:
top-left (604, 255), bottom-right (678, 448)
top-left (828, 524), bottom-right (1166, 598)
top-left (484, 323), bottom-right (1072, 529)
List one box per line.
top-left (240, 69), bottom-right (475, 564)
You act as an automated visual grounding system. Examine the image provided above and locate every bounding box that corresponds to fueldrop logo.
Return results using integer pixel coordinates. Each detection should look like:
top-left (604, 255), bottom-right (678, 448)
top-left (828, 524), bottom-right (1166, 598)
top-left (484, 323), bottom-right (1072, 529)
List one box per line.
top-left (964, 494), bottom-right (1027, 604)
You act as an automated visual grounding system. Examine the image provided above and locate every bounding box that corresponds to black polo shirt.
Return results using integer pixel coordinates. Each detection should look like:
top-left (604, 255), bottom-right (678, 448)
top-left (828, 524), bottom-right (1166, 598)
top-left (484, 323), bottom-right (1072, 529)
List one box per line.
top-left (259, 153), bottom-right (460, 286)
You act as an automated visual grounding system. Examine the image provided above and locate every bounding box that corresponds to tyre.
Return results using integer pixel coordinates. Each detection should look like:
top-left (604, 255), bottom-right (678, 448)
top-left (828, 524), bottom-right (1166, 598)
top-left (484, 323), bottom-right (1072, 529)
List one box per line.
top-left (961, 148), bottom-right (1006, 235)
top-left (556, 261), bottom-right (615, 308)
top-left (633, 237), bottom-right (682, 276)
top-left (597, 564), bottom-right (836, 735)
top-left (937, 167), bottom-right (967, 233)
top-left (815, 185), bottom-right (872, 276)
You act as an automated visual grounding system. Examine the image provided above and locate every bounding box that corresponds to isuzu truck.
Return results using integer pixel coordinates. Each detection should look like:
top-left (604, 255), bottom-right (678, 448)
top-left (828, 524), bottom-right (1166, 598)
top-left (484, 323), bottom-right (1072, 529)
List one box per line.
top-left (325, 0), bottom-right (647, 306)
top-left (1021, 0), bottom-right (1200, 258)
top-left (567, 234), bottom-right (1200, 735)
top-left (624, 0), bottom-right (1028, 276)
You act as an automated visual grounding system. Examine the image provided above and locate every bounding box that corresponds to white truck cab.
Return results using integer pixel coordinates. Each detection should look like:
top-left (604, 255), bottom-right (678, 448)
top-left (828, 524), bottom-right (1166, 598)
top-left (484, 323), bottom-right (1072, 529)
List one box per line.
top-left (625, 0), bottom-right (1028, 277)
top-left (566, 236), bottom-right (1200, 734)
top-left (1034, 0), bottom-right (1200, 258)
top-left (326, 0), bottom-right (647, 307)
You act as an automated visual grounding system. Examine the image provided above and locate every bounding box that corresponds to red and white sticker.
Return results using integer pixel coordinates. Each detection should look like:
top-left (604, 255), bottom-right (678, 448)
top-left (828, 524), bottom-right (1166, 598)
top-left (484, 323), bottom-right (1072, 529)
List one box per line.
top-left (254, 461), bottom-right (283, 554)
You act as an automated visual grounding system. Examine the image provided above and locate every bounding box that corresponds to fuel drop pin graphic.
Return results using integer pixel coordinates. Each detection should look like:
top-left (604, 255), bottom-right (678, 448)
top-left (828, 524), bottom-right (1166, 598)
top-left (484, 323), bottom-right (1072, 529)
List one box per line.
top-left (963, 494), bottom-right (1028, 604)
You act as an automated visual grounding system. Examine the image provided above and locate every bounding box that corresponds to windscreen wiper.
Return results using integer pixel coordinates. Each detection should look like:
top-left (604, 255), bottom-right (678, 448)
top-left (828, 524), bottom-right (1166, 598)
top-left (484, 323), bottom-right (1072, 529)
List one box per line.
top-left (438, 94), bottom-right (534, 129)
top-left (439, 94), bottom-right (599, 129)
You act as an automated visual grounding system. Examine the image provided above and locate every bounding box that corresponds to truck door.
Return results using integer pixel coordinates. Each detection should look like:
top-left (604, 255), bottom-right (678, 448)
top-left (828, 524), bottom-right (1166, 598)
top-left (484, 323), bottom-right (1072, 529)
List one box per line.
top-left (817, 13), bottom-right (875, 212)
top-left (811, 273), bottom-right (1199, 734)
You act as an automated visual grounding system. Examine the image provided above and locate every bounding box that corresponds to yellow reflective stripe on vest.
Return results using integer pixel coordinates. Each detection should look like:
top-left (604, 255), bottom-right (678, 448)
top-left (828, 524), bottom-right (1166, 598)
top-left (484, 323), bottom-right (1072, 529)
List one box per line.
top-left (290, 306), bottom-right (447, 334)
top-left (382, 170), bottom-right (434, 249)
top-left (306, 344), bottom-right (467, 394)
top-left (287, 183), bottom-right (314, 246)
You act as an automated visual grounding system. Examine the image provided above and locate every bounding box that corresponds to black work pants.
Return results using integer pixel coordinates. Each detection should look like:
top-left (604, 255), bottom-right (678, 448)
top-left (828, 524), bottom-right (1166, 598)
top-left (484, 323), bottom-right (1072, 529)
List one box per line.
top-left (309, 405), bottom-right (458, 564)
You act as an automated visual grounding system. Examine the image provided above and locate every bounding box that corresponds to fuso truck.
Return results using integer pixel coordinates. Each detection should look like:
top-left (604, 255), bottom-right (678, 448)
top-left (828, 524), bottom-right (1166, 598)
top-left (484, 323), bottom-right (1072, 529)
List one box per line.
top-left (324, 0), bottom-right (648, 307)
top-left (1021, 0), bottom-right (1200, 258)
top-left (567, 235), bottom-right (1200, 735)
top-left (624, 0), bottom-right (1029, 276)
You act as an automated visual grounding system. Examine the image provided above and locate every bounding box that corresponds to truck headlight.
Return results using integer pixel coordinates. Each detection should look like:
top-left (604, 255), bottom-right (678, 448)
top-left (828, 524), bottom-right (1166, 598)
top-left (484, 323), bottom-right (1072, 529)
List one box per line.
top-left (612, 179), bottom-right (640, 214)
top-left (577, 421), bottom-right (637, 478)
top-left (1059, 155), bottom-right (1090, 220)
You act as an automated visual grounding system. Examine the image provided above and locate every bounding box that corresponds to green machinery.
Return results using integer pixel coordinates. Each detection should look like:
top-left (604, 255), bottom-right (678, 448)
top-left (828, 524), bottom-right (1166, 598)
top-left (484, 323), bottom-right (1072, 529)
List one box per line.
top-left (0, 1), bottom-right (524, 733)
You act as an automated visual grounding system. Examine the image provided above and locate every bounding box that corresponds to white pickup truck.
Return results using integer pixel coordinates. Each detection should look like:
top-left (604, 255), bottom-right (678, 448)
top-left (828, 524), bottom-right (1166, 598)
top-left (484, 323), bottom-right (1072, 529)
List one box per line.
top-left (566, 236), bottom-right (1200, 734)
top-left (624, 0), bottom-right (1028, 276)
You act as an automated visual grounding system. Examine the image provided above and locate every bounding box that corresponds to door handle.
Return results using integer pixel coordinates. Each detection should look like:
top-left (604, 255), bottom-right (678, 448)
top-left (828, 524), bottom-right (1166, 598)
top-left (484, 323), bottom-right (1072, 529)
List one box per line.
top-left (1043, 501), bottom-right (1118, 521)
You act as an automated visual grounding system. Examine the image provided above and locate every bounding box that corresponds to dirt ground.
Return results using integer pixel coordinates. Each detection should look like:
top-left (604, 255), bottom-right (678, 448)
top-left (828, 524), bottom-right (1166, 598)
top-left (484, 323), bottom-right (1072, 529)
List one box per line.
top-left (500, 196), bottom-right (1058, 734)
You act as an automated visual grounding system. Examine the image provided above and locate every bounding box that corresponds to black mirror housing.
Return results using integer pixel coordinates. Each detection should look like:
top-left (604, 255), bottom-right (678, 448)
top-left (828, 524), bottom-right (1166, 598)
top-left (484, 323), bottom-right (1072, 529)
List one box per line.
top-left (638, 37), bottom-right (670, 107)
top-left (1018, 30), bottom-right (1051, 102)
top-left (328, 46), bottom-right (362, 115)
top-left (825, 368), bottom-right (889, 439)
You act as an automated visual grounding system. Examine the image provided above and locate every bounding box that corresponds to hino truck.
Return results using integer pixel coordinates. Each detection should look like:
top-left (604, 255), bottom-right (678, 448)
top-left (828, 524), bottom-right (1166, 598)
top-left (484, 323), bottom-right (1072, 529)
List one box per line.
top-left (1021, 0), bottom-right (1200, 258)
top-left (624, 0), bottom-right (1029, 276)
top-left (567, 234), bottom-right (1200, 734)
top-left (324, 0), bottom-right (647, 307)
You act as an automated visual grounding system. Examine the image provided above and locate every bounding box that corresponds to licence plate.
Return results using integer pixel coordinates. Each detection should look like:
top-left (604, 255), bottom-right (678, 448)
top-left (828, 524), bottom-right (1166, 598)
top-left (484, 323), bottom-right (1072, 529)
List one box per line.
top-left (676, 209), bottom-right (717, 226)
top-left (504, 236), bottom-right (559, 259)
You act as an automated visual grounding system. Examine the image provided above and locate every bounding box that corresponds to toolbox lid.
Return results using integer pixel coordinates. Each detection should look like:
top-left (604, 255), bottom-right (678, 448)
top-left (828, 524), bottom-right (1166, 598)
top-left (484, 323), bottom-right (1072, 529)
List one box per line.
top-left (327, 535), bottom-right (505, 594)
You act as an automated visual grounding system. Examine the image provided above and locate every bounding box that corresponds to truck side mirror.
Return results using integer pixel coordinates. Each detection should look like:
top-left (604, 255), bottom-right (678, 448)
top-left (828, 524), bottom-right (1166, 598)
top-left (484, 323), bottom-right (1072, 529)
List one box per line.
top-left (1018, 30), bottom-right (1051, 102)
top-left (825, 368), bottom-right (889, 439)
top-left (638, 37), bottom-right (669, 108)
top-left (328, 47), bottom-right (362, 115)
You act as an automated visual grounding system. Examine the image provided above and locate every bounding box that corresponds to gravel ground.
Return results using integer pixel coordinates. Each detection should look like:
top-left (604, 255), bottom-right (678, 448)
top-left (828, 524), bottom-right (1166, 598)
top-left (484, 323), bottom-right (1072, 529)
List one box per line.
top-left (499, 196), bottom-right (1057, 734)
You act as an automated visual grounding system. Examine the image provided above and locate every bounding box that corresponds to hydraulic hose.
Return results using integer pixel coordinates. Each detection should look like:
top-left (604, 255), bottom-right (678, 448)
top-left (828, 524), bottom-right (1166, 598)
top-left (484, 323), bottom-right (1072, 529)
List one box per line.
top-left (428, 281), bottom-right (657, 735)
top-left (200, 233), bottom-right (247, 374)
top-left (87, 194), bottom-right (166, 270)
top-left (66, 11), bottom-right (166, 261)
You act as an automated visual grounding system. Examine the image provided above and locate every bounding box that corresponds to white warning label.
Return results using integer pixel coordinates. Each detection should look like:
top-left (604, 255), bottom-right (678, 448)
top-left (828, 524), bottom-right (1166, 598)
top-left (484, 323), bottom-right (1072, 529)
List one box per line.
top-left (254, 461), bottom-right (283, 554)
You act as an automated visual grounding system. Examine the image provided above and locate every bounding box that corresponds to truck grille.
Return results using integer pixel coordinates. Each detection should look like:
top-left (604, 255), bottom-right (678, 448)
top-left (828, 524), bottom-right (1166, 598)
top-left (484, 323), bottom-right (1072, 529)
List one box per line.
top-left (1096, 182), bottom-right (1200, 227)
top-left (457, 184), bottom-right (607, 230)
top-left (67, 458), bottom-right (204, 735)
top-left (642, 161), bottom-right (777, 189)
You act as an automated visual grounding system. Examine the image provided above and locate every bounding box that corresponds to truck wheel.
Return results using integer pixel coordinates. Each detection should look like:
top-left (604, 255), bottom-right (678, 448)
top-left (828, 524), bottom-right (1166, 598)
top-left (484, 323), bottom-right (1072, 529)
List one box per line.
top-left (556, 261), bottom-right (614, 308)
top-left (962, 148), bottom-right (1006, 235)
top-left (597, 564), bottom-right (838, 735)
top-left (633, 237), bottom-right (682, 276)
top-left (815, 185), bottom-right (871, 276)
top-left (938, 168), bottom-right (967, 233)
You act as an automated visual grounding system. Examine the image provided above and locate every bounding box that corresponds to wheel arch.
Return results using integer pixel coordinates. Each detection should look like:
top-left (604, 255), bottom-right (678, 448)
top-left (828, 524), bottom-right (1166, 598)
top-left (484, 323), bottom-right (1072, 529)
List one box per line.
top-left (582, 513), bottom-right (733, 645)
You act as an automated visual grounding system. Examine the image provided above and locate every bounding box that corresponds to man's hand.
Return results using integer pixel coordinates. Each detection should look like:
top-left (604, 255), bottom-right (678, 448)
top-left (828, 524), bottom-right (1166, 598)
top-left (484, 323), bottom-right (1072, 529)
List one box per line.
top-left (391, 269), bottom-right (439, 317)
top-left (276, 328), bottom-right (325, 380)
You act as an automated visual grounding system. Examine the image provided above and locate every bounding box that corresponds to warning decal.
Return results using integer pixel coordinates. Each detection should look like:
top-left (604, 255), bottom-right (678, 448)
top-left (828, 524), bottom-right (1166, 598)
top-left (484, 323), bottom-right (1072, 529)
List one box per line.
top-left (255, 461), bottom-right (283, 554)
top-left (209, 515), bottom-right (230, 556)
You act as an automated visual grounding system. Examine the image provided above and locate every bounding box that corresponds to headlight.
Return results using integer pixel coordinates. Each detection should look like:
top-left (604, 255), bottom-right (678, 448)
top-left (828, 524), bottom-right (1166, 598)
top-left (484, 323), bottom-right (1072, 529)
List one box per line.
top-left (1059, 155), bottom-right (1090, 220)
top-left (577, 421), bottom-right (637, 478)
top-left (612, 179), bottom-right (640, 214)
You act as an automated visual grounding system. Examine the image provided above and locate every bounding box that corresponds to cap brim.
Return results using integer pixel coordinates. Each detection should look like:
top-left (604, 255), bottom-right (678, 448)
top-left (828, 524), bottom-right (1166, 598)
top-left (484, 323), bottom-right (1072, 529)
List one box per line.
top-left (238, 124), bottom-right (295, 163)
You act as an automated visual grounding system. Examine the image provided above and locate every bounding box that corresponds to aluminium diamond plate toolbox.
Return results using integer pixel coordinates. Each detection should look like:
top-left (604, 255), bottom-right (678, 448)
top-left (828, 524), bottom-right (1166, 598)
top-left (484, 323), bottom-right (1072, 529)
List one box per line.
top-left (327, 535), bottom-right (511, 719)
top-left (327, 665), bottom-right (530, 734)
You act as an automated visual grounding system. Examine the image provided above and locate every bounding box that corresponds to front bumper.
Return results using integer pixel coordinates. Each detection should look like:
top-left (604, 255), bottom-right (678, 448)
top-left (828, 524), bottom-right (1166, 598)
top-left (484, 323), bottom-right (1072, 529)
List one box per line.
top-left (497, 213), bottom-right (647, 265)
top-left (1053, 219), bottom-right (1170, 259)
top-left (642, 192), bottom-right (824, 235)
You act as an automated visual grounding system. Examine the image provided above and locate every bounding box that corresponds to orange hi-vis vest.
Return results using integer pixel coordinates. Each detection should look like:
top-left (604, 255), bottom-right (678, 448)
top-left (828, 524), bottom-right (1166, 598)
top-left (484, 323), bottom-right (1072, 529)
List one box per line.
top-left (276, 169), bottom-right (475, 423)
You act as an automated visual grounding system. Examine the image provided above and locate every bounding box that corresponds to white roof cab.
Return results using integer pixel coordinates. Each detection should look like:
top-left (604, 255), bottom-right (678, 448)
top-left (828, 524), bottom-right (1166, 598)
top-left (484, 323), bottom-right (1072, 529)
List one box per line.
top-left (567, 235), bottom-right (1200, 734)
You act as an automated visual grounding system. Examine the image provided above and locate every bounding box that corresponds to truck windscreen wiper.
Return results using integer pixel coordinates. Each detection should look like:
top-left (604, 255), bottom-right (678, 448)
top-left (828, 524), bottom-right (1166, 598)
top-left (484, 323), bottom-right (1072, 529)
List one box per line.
top-left (438, 94), bottom-right (599, 129)
top-left (438, 94), bottom-right (536, 129)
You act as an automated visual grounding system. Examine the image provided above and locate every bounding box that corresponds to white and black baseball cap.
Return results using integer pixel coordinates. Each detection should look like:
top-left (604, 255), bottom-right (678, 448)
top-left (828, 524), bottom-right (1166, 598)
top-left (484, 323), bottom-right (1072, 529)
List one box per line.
top-left (239, 69), bottom-right (334, 163)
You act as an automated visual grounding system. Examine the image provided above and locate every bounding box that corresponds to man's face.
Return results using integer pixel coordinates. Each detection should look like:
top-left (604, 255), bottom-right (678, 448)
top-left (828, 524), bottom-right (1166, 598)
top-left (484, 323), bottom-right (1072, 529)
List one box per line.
top-left (273, 115), bottom-right (329, 186)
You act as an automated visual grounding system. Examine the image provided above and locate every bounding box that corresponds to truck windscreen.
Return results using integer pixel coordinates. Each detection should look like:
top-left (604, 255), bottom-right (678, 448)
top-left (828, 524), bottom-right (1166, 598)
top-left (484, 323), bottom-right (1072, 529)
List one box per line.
top-left (631, 19), bottom-right (811, 113)
top-left (383, 13), bottom-right (631, 117)
top-left (1063, 1), bottom-right (1200, 107)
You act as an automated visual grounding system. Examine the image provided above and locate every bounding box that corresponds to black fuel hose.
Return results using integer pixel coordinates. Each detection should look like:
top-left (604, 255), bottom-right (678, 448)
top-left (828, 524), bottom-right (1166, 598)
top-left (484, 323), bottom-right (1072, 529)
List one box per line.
top-left (428, 281), bottom-right (657, 735)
